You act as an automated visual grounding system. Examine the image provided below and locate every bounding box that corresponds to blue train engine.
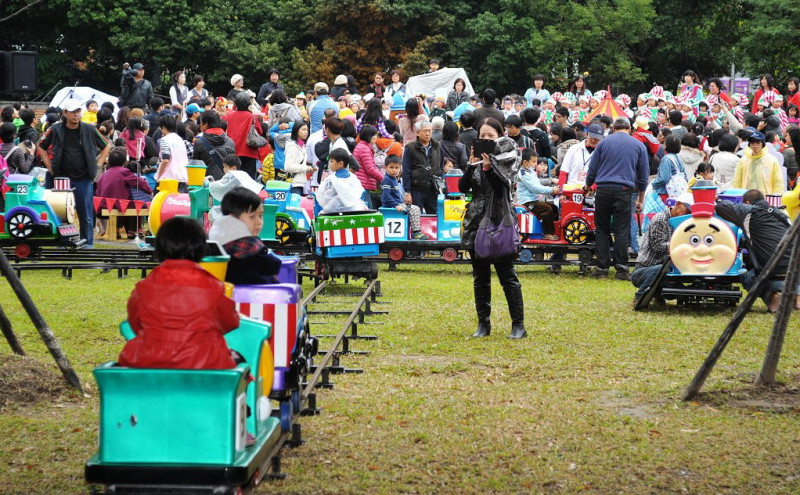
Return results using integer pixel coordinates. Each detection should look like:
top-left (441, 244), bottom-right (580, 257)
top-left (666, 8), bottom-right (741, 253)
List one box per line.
top-left (263, 180), bottom-right (313, 246)
top-left (380, 169), bottom-right (464, 262)
top-left (0, 175), bottom-right (81, 256)
top-left (636, 182), bottom-right (746, 309)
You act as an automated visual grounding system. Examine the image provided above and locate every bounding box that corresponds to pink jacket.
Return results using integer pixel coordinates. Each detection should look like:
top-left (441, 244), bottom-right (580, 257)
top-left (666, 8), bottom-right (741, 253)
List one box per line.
top-left (353, 141), bottom-right (384, 191)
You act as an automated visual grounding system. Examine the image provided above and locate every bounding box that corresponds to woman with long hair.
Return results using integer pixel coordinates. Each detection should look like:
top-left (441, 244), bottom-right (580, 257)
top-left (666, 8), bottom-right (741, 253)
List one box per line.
top-left (459, 117), bottom-right (526, 339)
top-left (169, 71), bottom-right (188, 118)
top-left (397, 98), bottom-right (429, 145)
top-left (283, 120), bottom-right (313, 195)
top-left (678, 70), bottom-right (703, 100)
top-left (752, 74), bottom-right (780, 114)
top-left (786, 76), bottom-right (800, 109)
top-left (569, 75), bottom-right (592, 99)
top-left (357, 98), bottom-right (393, 138)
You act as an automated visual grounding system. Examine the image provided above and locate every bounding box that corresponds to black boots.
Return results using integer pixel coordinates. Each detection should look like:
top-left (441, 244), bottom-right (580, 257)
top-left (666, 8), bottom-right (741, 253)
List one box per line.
top-left (472, 320), bottom-right (491, 338)
top-left (472, 283), bottom-right (491, 337)
top-left (499, 264), bottom-right (527, 339)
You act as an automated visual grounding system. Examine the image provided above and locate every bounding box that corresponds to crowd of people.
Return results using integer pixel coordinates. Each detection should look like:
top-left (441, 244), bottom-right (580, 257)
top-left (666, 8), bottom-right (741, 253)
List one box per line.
top-left (2, 61), bottom-right (797, 334)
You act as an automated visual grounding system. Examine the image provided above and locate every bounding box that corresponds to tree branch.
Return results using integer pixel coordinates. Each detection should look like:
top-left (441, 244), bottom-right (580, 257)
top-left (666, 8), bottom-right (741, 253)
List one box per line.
top-left (0, 0), bottom-right (46, 25)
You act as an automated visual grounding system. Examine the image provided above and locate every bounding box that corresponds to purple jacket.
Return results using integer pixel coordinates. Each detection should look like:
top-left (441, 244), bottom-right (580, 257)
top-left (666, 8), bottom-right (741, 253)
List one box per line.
top-left (96, 166), bottom-right (153, 201)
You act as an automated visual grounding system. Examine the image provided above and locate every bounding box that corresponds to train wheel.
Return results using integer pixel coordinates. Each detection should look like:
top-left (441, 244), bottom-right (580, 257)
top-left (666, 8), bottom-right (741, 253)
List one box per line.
top-left (275, 217), bottom-right (292, 244)
top-left (563, 218), bottom-right (590, 245)
top-left (7, 211), bottom-right (35, 239)
top-left (388, 247), bottom-right (405, 261)
top-left (518, 248), bottom-right (533, 263)
top-left (442, 248), bottom-right (458, 262)
top-left (14, 243), bottom-right (32, 259)
top-left (578, 248), bottom-right (593, 265)
top-left (532, 249), bottom-right (545, 262)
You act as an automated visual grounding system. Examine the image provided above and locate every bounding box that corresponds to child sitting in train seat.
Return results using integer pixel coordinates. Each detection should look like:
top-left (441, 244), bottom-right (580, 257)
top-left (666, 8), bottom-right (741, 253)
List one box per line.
top-left (316, 147), bottom-right (368, 214)
top-left (517, 148), bottom-right (560, 240)
top-left (208, 186), bottom-right (282, 285)
top-left (381, 155), bottom-right (429, 240)
top-left (207, 154), bottom-right (264, 222)
top-left (95, 146), bottom-right (153, 238)
top-left (118, 216), bottom-right (240, 369)
top-left (688, 162), bottom-right (715, 189)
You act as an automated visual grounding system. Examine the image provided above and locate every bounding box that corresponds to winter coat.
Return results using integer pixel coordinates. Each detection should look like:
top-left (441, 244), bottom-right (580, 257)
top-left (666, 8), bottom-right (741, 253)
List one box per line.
top-left (223, 110), bottom-right (263, 159)
top-left (267, 102), bottom-right (302, 128)
top-left (353, 141), bottom-right (384, 190)
top-left (708, 151), bottom-right (740, 191)
top-left (446, 91), bottom-right (469, 111)
top-left (208, 215), bottom-right (282, 285)
top-left (458, 137), bottom-right (519, 250)
top-left (678, 146), bottom-right (705, 178)
top-left (441, 139), bottom-right (469, 170)
top-left (118, 259), bottom-right (239, 369)
top-left (96, 165), bottom-right (152, 201)
top-left (193, 130), bottom-right (236, 180)
top-left (283, 140), bottom-right (309, 186)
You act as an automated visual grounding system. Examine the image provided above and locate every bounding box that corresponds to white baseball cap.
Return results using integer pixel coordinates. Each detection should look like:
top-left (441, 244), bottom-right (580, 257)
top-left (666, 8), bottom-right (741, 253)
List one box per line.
top-left (62, 99), bottom-right (82, 112)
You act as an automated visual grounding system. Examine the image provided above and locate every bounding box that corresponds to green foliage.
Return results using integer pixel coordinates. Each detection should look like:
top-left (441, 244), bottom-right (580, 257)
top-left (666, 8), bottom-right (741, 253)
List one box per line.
top-left (736, 1), bottom-right (800, 82)
top-left (0, 0), bottom-right (798, 99)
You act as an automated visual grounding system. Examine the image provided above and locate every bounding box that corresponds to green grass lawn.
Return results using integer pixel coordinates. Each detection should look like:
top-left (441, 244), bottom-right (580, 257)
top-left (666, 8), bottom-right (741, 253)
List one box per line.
top-left (1, 263), bottom-right (800, 494)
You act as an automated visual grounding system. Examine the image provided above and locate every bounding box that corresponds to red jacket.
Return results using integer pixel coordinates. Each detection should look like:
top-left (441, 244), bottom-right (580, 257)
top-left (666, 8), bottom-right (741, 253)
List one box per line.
top-left (118, 259), bottom-right (240, 369)
top-left (752, 88), bottom-right (780, 113)
top-left (353, 141), bottom-right (384, 190)
top-left (632, 129), bottom-right (660, 156)
top-left (96, 165), bottom-right (153, 202)
top-left (223, 110), bottom-right (263, 159)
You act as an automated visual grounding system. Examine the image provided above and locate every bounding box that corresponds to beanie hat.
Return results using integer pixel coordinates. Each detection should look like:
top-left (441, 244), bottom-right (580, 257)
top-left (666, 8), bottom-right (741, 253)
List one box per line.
top-left (649, 85), bottom-right (665, 98)
top-left (230, 74), bottom-right (243, 86)
top-left (334, 74), bottom-right (347, 86)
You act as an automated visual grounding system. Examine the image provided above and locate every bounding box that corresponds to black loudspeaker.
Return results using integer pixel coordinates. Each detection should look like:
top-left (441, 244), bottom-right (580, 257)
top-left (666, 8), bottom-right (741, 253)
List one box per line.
top-left (0, 51), bottom-right (37, 93)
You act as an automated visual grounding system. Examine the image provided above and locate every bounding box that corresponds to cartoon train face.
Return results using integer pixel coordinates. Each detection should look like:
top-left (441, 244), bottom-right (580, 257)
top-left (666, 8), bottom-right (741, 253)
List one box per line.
top-left (669, 215), bottom-right (738, 275)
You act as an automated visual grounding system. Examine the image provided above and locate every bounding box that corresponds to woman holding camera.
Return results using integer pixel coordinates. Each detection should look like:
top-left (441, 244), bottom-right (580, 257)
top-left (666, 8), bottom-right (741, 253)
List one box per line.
top-left (459, 117), bottom-right (526, 339)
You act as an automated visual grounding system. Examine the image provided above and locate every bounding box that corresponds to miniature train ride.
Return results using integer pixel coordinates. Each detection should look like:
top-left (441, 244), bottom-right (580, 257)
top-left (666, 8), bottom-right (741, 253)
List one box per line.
top-left (0, 174), bottom-right (82, 257)
top-left (635, 182), bottom-right (749, 309)
top-left (85, 245), bottom-right (317, 494)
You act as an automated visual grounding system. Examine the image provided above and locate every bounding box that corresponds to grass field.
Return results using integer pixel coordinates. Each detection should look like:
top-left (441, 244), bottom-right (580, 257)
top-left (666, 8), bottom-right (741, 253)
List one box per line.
top-left (1, 263), bottom-right (800, 494)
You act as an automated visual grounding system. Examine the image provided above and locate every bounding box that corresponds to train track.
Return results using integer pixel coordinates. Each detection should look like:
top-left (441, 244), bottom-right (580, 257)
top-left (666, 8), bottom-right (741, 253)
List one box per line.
top-left (1, 246), bottom-right (157, 279)
top-left (261, 276), bottom-right (386, 483)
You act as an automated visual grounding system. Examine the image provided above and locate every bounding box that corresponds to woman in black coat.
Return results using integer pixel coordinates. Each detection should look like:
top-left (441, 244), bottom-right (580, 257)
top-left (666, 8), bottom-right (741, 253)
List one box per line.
top-left (458, 117), bottom-right (526, 339)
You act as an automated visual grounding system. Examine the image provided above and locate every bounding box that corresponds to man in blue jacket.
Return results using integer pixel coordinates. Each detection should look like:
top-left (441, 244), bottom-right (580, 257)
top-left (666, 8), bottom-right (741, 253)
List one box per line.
top-left (309, 82), bottom-right (339, 134)
top-left (584, 117), bottom-right (649, 280)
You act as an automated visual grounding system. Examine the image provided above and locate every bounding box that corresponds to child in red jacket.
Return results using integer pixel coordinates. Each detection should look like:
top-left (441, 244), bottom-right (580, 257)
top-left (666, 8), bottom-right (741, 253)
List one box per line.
top-left (118, 216), bottom-right (240, 369)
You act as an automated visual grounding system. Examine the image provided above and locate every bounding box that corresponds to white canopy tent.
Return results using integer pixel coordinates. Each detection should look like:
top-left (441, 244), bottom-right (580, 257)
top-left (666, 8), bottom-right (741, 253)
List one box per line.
top-left (403, 68), bottom-right (475, 100)
top-left (49, 86), bottom-right (120, 118)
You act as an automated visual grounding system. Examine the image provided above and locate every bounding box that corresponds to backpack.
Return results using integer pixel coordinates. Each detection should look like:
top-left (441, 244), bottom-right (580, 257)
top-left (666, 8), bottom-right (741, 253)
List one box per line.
top-left (373, 146), bottom-right (388, 172)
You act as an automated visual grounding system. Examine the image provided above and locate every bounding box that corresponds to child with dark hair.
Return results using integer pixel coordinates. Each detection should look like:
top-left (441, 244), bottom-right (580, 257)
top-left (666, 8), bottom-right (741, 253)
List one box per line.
top-left (208, 187), bottom-right (282, 285)
top-left (96, 146), bottom-right (153, 237)
top-left (118, 216), bottom-right (240, 369)
top-left (516, 148), bottom-right (560, 240)
top-left (317, 148), bottom-right (367, 213)
top-left (380, 155), bottom-right (428, 240)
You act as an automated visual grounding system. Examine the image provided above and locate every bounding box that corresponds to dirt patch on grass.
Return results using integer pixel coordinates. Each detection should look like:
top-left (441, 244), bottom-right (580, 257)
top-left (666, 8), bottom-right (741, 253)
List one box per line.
top-left (0, 354), bottom-right (76, 409)
top-left (699, 384), bottom-right (800, 412)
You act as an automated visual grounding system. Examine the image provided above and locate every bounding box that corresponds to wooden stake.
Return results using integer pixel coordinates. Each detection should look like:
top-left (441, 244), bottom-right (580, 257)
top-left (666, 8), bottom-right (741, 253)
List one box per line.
top-left (756, 233), bottom-right (800, 385)
top-left (683, 215), bottom-right (800, 400)
top-left (0, 302), bottom-right (25, 355)
top-left (0, 249), bottom-right (82, 392)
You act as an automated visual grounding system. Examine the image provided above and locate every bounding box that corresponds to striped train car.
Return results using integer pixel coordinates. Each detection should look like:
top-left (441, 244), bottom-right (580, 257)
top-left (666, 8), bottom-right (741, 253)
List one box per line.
top-left (313, 210), bottom-right (384, 280)
top-left (231, 281), bottom-right (316, 432)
